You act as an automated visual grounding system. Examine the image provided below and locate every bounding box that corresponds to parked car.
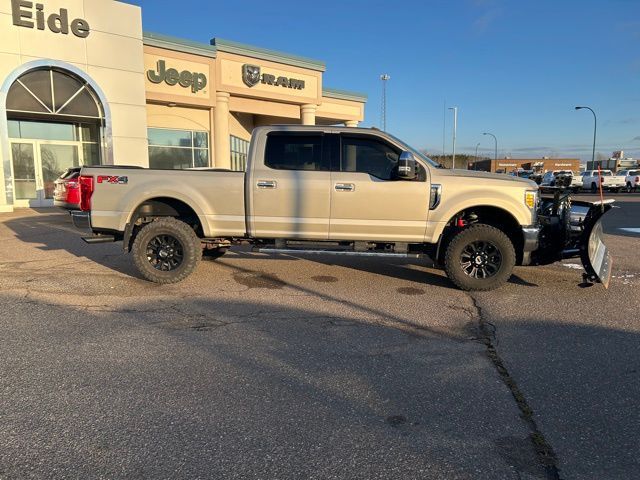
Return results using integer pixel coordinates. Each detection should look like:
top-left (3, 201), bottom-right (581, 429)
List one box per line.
top-left (621, 169), bottom-right (640, 192)
top-left (580, 170), bottom-right (626, 193)
top-left (69, 125), bottom-right (614, 291)
top-left (53, 167), bottom-right (82, 210)
top-left (540, 170), bottom-right (582, 192)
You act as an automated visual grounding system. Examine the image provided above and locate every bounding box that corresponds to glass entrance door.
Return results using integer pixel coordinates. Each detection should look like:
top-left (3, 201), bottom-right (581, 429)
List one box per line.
top-left (10, 141), bottom-right (38, 207)
top-left (10, 140), bottom-right (81, 207)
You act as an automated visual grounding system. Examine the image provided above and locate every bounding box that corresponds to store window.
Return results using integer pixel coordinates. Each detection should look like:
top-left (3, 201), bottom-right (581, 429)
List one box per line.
top-left (230, 135), bottom-right (249, 171)
top-left (148, 128), bottom-right (209, 169)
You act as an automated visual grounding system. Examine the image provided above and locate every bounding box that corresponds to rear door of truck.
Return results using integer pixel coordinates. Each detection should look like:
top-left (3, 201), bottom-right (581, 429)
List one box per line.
top-left (248, 131), bottom-right (331, 239)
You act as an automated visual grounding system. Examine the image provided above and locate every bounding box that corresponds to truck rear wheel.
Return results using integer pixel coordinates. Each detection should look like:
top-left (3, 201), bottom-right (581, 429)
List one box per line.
top-left (131, 217), bottom-right (202, 284)
top-left (444, 224), bottom-right (516, 291)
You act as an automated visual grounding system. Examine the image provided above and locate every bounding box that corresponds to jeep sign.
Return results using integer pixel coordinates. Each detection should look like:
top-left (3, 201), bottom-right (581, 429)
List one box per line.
top-left (147, 60), bottom-right (207, 94)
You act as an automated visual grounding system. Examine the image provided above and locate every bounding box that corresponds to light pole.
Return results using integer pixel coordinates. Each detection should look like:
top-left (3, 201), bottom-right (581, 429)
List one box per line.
top-left (475, 142), bottom-right (480, 170)
top-left (483, 132), bottom-right (497, 161)
top-left (380, 74), bottom-right (390, 131)
top-left (449, 106), bottom-right (457, 169)
top-left (575, 106), bottom-right (596, 165)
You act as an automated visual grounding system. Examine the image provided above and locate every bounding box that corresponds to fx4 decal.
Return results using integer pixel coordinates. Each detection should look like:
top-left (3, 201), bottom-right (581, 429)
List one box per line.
top-left (97, 175), bottom-right (128, 185)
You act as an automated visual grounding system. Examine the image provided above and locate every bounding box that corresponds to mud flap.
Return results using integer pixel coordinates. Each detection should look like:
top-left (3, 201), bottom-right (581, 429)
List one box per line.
top-left (579, 202), bottom-right (614, 288)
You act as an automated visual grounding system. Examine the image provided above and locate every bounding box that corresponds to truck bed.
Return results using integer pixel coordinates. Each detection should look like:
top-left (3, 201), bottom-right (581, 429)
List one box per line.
top-left (82, 166), bottom-right (246, 237)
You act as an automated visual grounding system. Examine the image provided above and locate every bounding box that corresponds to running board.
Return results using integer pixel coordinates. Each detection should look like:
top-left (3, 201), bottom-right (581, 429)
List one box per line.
top-left (82, 235), bottom-right (116, 244)
top-left (256, 248), bottom-right (423, 258)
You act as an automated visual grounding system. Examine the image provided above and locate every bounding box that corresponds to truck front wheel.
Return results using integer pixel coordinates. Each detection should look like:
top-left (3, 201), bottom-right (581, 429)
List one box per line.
top-left (131, 217), bottom-right (202, 284)
top-left (444, 224), bottom-right (516, 291)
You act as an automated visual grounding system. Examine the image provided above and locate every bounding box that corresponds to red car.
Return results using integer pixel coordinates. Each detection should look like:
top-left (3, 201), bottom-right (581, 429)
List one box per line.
top-left (53, 167), bottom-right (82, 210)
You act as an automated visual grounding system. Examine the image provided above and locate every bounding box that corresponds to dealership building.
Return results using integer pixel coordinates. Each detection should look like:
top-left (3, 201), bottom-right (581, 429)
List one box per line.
top-left (473, 158), bottom-right (581, 174)
top-left (0, 0), bottom-right (366, 210)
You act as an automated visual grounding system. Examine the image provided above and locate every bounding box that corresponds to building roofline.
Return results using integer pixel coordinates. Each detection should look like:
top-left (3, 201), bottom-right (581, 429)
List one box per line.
top-left (143, 32), bottom-right (217, 58)
top-left (322, 87), bottom-right (368, 103)
top-left (211, 38), bottom-right (326, 72)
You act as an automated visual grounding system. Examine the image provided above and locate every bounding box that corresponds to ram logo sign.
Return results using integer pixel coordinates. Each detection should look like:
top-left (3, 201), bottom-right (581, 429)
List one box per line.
top-left (241, 64), bottom-right (305, 90)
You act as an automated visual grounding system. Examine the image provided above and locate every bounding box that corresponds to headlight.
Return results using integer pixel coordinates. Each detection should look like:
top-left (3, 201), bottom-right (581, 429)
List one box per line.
top-left (525, 190), bottom-right (538, 210)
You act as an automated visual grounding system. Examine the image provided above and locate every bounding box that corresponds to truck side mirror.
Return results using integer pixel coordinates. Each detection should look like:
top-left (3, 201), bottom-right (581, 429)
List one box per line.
top-left (397, 151), bottom-right (417, 180)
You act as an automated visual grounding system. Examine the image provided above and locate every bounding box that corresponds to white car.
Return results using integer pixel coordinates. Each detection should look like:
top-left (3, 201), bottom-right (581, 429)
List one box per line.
top-left (619, 169), bottom-right (640, 192)
top-left (580, 170), bottom-right (626, 193)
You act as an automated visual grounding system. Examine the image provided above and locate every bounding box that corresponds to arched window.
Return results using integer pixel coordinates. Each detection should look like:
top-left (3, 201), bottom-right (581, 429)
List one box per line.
top-left (6, 67), bottom-right (103, 120)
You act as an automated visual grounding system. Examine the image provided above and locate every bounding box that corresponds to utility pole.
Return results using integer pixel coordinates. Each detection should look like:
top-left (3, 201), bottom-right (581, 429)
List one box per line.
top-left (449, 106), bottom-right (457, 169)
top-left (475, 142), bottom-right (480, 170)
top-left (380, 74), bottom-right (390, 131)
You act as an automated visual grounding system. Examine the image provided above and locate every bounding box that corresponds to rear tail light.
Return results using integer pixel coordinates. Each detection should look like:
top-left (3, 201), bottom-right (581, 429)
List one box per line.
top-left (635, 176), bottom-right (639, 183)
top-left (79, 175), bottom-right (94, 211)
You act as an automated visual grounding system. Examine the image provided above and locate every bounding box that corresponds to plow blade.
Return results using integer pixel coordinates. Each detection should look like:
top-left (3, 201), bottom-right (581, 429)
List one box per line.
top-left (578, 201), bottom-right (614, 288)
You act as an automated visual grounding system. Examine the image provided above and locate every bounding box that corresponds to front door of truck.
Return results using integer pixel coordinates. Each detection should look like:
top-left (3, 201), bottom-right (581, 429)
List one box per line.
top-left (250, 132), bottom-right (331, 239)
top-left (328, 133), bottom-right (430, 242)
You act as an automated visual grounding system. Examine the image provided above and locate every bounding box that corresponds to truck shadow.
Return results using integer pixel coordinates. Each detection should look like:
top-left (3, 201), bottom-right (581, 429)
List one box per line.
top-left (5, 210), bottom-right (537, 289)
top-left (2, 292), bottom-right (638, 478)
top-left (3, 210), bottom-right (139, 278)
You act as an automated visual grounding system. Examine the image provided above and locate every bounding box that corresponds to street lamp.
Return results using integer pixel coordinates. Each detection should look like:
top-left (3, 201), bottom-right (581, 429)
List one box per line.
top-left (475, 142), bottom-right (481, 170)
top-left (449, 106), bottom-right (458, 169)
top-left (483, 132), bottom-right (497, 161)
top-left (575, 106), bottom-right (597, 165)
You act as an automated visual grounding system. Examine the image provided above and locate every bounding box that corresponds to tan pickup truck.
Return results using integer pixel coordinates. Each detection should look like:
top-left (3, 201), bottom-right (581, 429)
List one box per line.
top-left (72, 125), bottom-right (613, 291)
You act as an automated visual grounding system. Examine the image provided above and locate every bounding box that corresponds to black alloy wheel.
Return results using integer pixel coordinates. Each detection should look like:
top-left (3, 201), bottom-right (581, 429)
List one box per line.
top-left (459, 240), bottom-right (502, 279)
top-left (146, 234), bottom-right (184, 271)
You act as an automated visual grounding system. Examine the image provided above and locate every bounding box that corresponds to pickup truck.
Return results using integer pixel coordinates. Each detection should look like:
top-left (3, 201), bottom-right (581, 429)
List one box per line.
top-left (71, 125), bottom-right (613, 291)
top-left (581, 170), bottom-right (626, 193)
top-left (619, 169), bottom-right (640, 192)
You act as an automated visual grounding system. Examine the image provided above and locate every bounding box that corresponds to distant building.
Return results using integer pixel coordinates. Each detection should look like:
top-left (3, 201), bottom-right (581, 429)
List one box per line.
top-left (586, 151), bottom-right (638, 172)
top-left (471, 158), bottom-right (581, 174)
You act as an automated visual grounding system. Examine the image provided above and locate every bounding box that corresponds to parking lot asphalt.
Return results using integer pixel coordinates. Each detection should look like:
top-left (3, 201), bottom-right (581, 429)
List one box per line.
top-left (0, 193), bottom-right (638, 479)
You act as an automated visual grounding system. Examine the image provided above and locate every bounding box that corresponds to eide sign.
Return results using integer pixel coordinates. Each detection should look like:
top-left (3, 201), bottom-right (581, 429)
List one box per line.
top-left (11, 0), bottom-right (90, 38)
top-left (147, 60), bottom-right (208, 94)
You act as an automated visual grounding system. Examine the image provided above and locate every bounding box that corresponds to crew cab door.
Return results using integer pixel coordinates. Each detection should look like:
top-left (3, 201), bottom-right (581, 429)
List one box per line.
top-left (249, 132), bottom-right (330, 239)
top-left (328, 133), bottom-right (430, 242)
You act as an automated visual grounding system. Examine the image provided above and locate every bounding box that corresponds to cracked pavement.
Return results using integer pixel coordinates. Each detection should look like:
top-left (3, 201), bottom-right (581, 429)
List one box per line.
top-left (0, 197), bottom-right (639, 479)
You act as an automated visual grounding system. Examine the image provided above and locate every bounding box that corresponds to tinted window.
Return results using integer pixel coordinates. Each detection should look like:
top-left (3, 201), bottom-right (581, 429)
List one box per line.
top-left (341, 136), bottom-right (400, 180)
top-left (265, 134), bottom-right (325, 171)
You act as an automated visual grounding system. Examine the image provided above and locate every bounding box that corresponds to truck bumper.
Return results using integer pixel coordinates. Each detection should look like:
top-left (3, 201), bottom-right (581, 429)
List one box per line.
top-left (520, 226), bottom-right (540, 266)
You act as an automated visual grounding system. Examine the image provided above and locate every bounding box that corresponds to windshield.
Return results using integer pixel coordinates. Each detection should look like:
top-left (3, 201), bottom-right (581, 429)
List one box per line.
top-left (384, 132), bottom-right (440, 167)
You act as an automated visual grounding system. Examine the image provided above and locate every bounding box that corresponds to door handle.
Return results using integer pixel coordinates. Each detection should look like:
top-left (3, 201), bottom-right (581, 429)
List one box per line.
top-left (257, 180), bottom-right (277, 189)
top-left (334, 183), bottom-right (355, 192)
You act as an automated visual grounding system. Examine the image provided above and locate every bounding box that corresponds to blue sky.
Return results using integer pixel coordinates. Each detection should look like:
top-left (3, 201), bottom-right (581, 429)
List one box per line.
top-left (129, 0), bottom-right (640, 161)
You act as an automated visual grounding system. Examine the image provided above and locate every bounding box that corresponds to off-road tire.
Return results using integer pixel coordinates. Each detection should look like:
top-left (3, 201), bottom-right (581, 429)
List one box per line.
top-left (131, 217), bottom-right (201, 284)
top-left (444, 224), bottom-right (516, 291)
